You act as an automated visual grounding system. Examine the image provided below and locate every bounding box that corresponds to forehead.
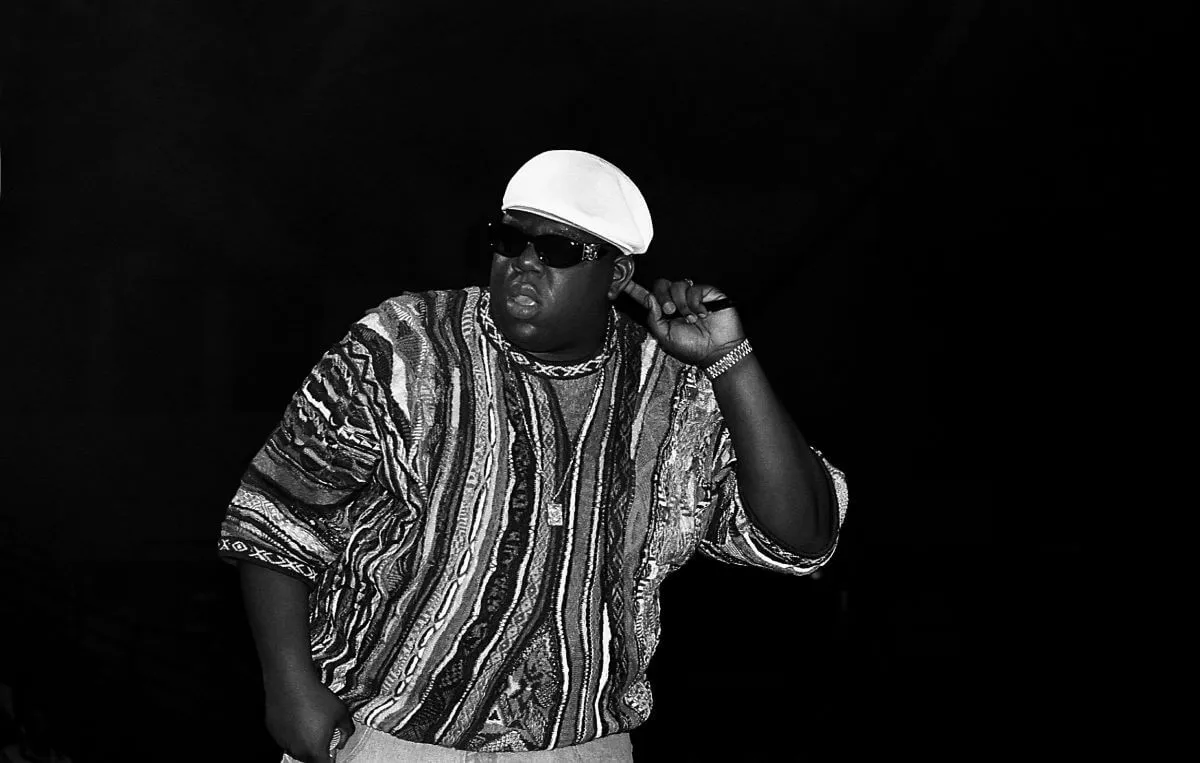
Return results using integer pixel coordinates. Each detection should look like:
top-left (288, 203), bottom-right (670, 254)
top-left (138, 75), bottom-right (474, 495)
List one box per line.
top-left (501, 209), bottom-right (612, 247)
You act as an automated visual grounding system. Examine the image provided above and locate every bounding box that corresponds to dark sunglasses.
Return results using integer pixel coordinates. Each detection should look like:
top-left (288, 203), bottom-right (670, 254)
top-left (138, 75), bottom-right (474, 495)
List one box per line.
top-left (486, 220), bottom-right (620, 268)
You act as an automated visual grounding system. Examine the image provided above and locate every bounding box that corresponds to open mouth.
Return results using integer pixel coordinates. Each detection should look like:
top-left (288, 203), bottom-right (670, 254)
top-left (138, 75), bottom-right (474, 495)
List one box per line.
top-left (504, 289), bottom-right (542, 319)
top-left (502, 280), bottom-right (543, 317)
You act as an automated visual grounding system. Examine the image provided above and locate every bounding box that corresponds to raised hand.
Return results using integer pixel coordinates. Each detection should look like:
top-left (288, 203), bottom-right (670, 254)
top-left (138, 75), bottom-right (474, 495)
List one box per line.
top-left (623, 278), bottom-right (746, 367)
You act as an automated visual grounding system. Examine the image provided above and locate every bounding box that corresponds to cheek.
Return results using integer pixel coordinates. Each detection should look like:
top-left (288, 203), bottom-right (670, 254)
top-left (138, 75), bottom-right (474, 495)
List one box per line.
top-left (488, 256), bottom-right (510, 284)
top-left (550, 272), bottom-right (607, 315)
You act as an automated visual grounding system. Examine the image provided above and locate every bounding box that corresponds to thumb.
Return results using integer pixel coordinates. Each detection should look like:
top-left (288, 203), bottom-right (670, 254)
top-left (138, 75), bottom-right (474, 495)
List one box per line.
top-left (322, 717), bottom-right (354, 763)
top-left (336, 716), bottom-right (355, 749)
top-left (621, 280), bottom-right (650, 306)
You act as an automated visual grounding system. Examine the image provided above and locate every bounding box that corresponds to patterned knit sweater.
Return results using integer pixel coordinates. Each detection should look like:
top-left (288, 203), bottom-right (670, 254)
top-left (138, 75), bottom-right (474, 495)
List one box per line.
top-left (218, 287), bottom-right (848, 752)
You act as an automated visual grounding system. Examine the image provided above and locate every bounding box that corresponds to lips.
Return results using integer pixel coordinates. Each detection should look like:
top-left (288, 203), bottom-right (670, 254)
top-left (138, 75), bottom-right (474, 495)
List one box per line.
top-left (504, 281), bottom-right (542, 319)
top-left (508, 281), bottom-right (540, 301)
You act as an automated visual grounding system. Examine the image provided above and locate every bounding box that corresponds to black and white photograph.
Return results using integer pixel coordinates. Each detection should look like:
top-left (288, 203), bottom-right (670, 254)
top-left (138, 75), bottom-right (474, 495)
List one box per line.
top-left (1, 2), bottom-right (1150, 760)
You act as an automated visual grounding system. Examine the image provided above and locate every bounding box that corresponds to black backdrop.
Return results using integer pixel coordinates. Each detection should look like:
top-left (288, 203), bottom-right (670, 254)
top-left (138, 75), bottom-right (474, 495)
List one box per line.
top-left (0, 1), bottom-right (1150, 760)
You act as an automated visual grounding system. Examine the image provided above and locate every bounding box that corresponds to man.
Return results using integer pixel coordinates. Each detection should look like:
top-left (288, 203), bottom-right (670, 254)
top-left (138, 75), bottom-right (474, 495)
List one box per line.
top-left (220, 150), bottom-right (848, 762)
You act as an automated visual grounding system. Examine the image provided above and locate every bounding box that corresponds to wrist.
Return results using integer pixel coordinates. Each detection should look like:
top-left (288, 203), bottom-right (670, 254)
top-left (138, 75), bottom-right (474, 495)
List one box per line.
top-left (262, 657), bottom-right (321, 694)
top-left (702, 338), bottom-right (753, 380)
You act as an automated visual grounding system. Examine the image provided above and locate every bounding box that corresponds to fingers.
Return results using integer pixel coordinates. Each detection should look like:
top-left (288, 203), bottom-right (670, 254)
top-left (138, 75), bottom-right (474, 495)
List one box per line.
top-left (282, 721), bottom-right (351, 763)
top-left (627, 277), bottom-right (721, 327)
top-left (336, 718), bottom-right (355, 750)
top-left (672, 280), bottom-right (712, 323)
top-left (621, 280), bottom-right (652, 308)
top-left (621, 280), bottom-right (664, 332)
top-left (325, 716), bottom-right (354, 762)
top-left (645, 283), bottom-right (664, 325)
top-left (685, 285), bottom-right (708, 318)
top-left (654, 278), bottom-right (711, 323)
top-left (668, 280), bottom-right (690, 320)
top-left (652, 278), bottom-right (674, 314)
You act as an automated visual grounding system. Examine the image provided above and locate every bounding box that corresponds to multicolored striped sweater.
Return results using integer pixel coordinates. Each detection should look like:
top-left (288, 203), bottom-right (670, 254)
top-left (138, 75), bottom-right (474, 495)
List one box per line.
top-left (218, 287), bottom-right (847, 752)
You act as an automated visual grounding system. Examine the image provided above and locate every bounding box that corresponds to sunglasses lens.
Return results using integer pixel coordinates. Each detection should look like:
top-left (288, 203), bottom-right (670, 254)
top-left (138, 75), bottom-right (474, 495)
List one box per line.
top-left (532, 236), bottom-right (584, 268)
top-left (487, 221), bottom-right (592, 268)
top-left (487, 223), bottom-right (527, 258)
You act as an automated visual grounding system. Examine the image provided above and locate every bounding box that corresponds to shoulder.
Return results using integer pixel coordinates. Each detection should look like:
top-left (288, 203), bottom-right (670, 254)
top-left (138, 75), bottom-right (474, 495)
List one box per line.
top-left (337, 287), bottom-right (483, 383)
top-left (355, 287), bottom-right (481, 345)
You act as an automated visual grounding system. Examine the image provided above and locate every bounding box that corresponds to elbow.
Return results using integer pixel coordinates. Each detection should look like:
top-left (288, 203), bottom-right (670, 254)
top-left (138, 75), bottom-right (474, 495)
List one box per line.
top-left (741, 490), bottom-right (837, 559)
top-left (792, 526), bottom-right (837, 559)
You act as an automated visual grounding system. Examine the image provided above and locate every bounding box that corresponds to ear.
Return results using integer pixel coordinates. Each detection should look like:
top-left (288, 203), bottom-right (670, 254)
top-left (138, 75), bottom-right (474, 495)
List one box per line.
top-left (607, 255), bottom-right (636, 300)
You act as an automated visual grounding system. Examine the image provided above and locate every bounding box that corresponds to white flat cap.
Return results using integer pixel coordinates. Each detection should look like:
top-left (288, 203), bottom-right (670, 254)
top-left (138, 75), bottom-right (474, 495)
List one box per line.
top-left (501, 149), bottom-right (653, 255)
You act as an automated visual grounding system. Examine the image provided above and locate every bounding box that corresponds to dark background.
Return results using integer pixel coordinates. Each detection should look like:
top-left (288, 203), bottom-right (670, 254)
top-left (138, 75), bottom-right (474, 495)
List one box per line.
top-left (0, 1), bottom-right (1153, 760)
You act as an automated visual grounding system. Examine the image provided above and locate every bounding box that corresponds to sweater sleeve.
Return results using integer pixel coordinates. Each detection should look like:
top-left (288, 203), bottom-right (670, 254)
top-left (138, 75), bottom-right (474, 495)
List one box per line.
top-left (696, 419), bottom-right (849, 578)
top-left (217, 322), bottom-right (388, 584)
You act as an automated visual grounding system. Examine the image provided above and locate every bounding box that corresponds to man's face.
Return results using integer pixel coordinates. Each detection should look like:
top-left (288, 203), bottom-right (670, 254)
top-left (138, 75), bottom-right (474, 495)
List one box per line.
top-left (488, 210), bottom-right (632, 361)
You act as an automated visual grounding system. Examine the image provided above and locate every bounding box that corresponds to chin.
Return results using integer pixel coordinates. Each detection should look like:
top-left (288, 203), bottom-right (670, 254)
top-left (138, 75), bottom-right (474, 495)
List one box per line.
top-left (502, 319), bottom-right (556, 353)
top-left (491, 304), bottom-right (544, 341)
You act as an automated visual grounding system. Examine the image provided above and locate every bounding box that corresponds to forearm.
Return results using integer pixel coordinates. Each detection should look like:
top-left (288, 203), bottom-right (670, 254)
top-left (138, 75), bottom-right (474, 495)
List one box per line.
top-left (239, 561), bottom-right (320, 690)
top-left (709, 353), bottom-right (836, 557)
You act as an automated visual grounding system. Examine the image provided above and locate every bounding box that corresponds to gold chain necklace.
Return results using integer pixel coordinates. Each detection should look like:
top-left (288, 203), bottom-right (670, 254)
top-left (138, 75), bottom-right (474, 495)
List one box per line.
top-left (478, 289), bottom-right (615, 379)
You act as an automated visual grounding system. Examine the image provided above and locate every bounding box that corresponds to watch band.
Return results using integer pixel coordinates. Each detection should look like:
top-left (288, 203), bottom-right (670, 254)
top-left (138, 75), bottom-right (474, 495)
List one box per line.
top-left (703, 339), bottom-right (753, 381)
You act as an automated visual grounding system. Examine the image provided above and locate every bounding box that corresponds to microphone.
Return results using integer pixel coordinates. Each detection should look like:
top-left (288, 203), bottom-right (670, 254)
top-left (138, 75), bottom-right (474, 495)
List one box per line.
top-left (695, 297), bottom-right (734, 313)
top-left (665, 297), bottom-right (735, 319)
top-left (621, 282), bottom-right (735, 318)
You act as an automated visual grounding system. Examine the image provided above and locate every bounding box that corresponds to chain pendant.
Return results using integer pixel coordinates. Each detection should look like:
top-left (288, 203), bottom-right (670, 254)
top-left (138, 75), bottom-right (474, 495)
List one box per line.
top-left (546, 501), bottom-right (564, 526)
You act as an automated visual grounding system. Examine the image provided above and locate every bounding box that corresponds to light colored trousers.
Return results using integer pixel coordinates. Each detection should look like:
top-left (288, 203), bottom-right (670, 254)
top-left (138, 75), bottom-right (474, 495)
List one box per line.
top-left (283, 724), bottom-right (634, 763)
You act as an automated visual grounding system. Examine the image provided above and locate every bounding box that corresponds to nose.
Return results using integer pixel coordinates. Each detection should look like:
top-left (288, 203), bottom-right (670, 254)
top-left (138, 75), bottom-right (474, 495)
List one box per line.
top-left (513, 241), bottom-right (544, 272)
